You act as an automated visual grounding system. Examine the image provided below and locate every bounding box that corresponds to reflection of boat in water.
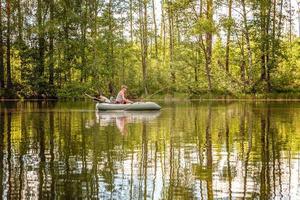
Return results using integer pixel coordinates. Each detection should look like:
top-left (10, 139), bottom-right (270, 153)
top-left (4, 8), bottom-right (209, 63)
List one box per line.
top-left (95, 111), bottom-right (161, 126)
top-left (85, 111), bottom-right (161, 134)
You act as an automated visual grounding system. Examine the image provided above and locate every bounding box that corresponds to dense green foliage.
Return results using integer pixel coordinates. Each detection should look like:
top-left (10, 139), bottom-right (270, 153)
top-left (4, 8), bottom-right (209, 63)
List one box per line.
top-left (0, 0), bottom-right (299, 99)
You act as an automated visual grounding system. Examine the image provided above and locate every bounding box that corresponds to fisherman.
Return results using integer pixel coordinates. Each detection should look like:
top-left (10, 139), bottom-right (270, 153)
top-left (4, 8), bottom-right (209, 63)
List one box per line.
top-left (115, 85), bottom-right (133, 104)
top-left (98, 95), bottom-right (111, 103)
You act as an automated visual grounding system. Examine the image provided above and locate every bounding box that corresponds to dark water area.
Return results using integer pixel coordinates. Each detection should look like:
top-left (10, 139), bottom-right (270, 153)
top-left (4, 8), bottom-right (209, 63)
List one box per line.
top-left (0, 101), bottom-right (300, 199)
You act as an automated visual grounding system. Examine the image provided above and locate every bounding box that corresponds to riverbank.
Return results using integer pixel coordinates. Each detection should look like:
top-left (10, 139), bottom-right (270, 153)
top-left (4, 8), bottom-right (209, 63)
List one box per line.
top-left (1, 91), bottom-right (300, 102)
top-left (147, 92), bottom-right (300, 101)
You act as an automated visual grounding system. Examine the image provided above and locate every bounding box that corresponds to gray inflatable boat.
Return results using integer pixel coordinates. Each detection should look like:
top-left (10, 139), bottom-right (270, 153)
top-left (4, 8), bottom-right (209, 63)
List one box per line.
top-left (96, 102), bottom-right (161, 111)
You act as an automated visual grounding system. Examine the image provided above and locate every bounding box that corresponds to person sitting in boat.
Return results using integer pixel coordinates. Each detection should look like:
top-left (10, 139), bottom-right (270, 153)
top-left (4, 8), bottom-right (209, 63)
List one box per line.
top-left (116, 85), bottom-right (133, 104)
top-left (98, 95), bottom-right (111, 103)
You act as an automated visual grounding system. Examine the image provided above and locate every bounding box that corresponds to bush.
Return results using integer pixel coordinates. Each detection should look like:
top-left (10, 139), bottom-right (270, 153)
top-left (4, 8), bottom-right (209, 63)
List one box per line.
top-left (57, 82), bottom-right (89, 99)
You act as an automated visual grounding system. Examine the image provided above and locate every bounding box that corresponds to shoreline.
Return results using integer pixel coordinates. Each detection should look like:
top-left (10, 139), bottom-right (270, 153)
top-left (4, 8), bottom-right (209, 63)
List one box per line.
top-left (1, 91), bottom-right (300, 102)
top-left (1, 97), bottom-right (300, 102)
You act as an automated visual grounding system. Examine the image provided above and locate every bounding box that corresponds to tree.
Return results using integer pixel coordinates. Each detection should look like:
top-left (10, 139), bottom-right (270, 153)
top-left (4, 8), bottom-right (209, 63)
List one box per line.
top-left (241, 0), bottom-right (253, 84)
top-left (0, 0), bottom-right (299, 98)
top-left (140, 0), bottom-right (148, 95)
top-left (205, 0), bottom-right (213, 92)
top-left (49, 0), bottom-right (55, 85)
top-left (225, 0), bottom-right (232, 72)
top-left (168, 0), bottom-right (175, 84)
top-left (129, 0), bottom-right (134, 42)
top-left (0, 0), bottom-right (4, 88)
top-left (152, 0), bottom-right (158, 58)
top-left (6, 0), bottom-right (12, 89)
top-left (16, 0), bottom-right (26, 81)
top-left (37, 0), bottom-right (45, 77)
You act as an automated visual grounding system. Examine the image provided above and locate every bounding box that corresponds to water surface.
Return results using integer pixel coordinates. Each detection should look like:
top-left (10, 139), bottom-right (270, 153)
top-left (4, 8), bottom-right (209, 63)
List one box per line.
top-left (0, 101), bottom-right (300, 199)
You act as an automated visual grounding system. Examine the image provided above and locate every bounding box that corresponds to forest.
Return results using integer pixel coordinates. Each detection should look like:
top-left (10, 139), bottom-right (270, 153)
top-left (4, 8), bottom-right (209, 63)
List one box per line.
top-left (0, 0), bottom-right (299, 99)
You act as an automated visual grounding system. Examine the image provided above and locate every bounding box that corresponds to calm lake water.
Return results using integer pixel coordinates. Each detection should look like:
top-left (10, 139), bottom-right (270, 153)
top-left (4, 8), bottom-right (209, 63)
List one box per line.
top-left (0, 101), bottom-right (300, 199)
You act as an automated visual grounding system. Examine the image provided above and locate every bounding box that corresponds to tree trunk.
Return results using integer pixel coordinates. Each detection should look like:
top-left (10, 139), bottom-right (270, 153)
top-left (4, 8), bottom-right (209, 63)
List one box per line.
top-left (241, 0), bottom-right (253, 84)
top-left (37, 0), bottom-right (45, 77)
top-left (265, 0), bottom-right (272, 91)
top-left (240, 35), bottom-right (246, 87)
top-left (269, 0), bottom-right (277, 92)
top-left (225, 0), bottom-right (232, 72)
top-left (17, 0), bottom-right (25, 80)
top-left (130, 0), bottom-right (134, 42)
top-left (205, 0), bottom-right (213, 92)
top-left (175, 14), bottom-right (180, 43)
top-left (108, 0), bottom-right (115, 95)
top-left (260, 1), bottom-right (267, 82)
top-left (63, 1), bottom-right (71, 83)
top-left (168, 0), bottom-right (175, 84)
top-left (195, 0), bottom-right (203, 83)
top-left (80, 0), bottom-right (88, 83)
top-left (0, 0), bottom-right (4, 88)
top-left (277, 0), bottom-right (284, 39)
top-left (195, 49), bottom-right (200, 82)
top-left (142, 0), bottom-right (148, 95)
top-left (199, 0), bottom-right (203, 16)
top-left (161, 0), bottom-right (166, 63)
top-left (288, 0), bottom-right (292, 43)
top-left (6, 0), bottom-right (12, 89)
top-left (49, 0), bottom-right (54, 85)
top-left (152, 0), bottom-right (158, 58)
top-left (92, 1), bottom-right (98, 60)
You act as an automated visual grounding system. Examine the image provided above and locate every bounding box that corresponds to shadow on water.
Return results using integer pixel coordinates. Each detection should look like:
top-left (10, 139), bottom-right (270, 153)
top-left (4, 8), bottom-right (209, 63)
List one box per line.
top-left (0, 101), bottom-right (299, 199)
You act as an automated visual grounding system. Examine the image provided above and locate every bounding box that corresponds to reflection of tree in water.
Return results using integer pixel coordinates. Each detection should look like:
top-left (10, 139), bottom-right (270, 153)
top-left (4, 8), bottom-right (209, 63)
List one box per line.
top-left (19, 108), bottom-right (29, 199)
top-left (206, 104), bottom-right (213, 200)
top-left (0, 112), bottom-right (4, 197)
top-left (36, 104), bottom-right (46, 199)
top-left (260, 106), bottom-right (271, 199)
top-left (49, 112), bottom-right (55, 200)
top-left (7, 111), bottom-right (12, 199)
top-left (162, 103), bottom-right (196, 200)
top-left (102, 126), bottom-right (116, 196)
top-left (243, 103), bottom-right (252, 200)
top-left (225, 104), bottom-right (232, 200)
top-left (0, 102), bottom-right (299, 199)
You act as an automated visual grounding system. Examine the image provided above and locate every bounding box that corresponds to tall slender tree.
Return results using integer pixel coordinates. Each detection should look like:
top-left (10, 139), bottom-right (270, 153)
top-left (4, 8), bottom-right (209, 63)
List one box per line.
top-left (37, 0), bottom-right (45, 77)
top-left (168, 0), bottom-right (175, 84)
top-left (0, 0), bottom-right (4, 88)
top-left (260, 0), bottom-right (267, 82)
top-left (140, 0), bottom-right (148, 95)
top-left (225, 0), bottom-right (232, 72)
top-left (107, 0), bottom-right (115, 94)
top-left (16, 0), bottom-right (25, 80)
top-left (288, 0), bottom-right (292, 43)
top-left (161, 0), bottom-right (166, 62)
top-left (241, 0), bottom-right (253, 83)
top-left (205, 0), bottom-right (213, 92)
top-left (129, 0), bottom-right (134, 42)
top-left (6, 0), bottom-right (12, 89)
top-left (49, 0), bottom-right (54, 85)
top-left (80, 0), bottom-right (88, 83)
top-left (152, 0), bottom-right (158, 58)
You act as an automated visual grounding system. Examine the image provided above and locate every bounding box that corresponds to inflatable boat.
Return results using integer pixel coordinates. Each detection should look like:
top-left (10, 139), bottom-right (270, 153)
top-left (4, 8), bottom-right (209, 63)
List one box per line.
top-left (96, 102), bottom-right (161, 111)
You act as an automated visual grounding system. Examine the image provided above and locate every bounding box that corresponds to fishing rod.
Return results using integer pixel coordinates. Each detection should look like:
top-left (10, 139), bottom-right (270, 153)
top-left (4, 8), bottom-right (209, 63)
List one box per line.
top-left (143, 85), bottom-right (171, 99)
